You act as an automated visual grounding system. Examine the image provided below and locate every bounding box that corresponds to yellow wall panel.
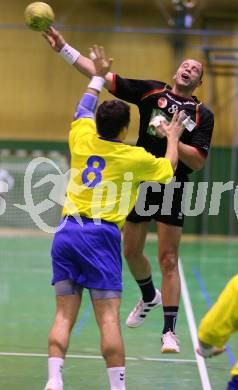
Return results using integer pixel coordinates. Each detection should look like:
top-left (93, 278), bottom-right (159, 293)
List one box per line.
top-left (0, 1), bottom-right (238, 147)
top-left (0, 29), bottom-right (172, 143)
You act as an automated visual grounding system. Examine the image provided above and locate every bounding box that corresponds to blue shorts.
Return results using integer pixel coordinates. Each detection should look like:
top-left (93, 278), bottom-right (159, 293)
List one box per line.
top-left (51, 216), bottom-right (122, 291)
top-left (227, 376), bottom-right (238, 390)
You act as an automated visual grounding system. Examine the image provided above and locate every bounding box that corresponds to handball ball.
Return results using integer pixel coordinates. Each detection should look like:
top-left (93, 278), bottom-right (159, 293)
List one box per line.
top-left (24, 2), bottom-right (55, 31)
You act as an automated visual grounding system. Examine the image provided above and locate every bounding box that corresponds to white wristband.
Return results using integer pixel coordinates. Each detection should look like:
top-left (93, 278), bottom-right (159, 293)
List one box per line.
top-left (59, 43), bottom-right (80, 65)
top-left (199, 343), bottom-right (215, 358)
top-left (88, 76), bottom-right (105, 92)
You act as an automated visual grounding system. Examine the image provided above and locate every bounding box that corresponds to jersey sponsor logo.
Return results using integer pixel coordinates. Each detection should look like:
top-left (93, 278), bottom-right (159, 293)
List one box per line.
top-left (147, 106), bottom-right (197, 136)
top-left (165, 93), bottom-right (182, 106)
top-left (179, 111), bottom-right (196, 132)
top-left (147, 108), bottom-right (170, 137)
top-left (158, 97), bottom-right (168, 108)
top-left (165, 92), bottom-right (196, 106)
top-left (183, 100), bottom-right (196, 105)
top-left (168, 104), bottom-right (179, 114)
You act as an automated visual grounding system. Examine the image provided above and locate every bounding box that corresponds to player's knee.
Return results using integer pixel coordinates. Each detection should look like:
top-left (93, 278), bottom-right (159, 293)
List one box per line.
top-left (100, 314), bottom-right (119, 328)
top-left (102, 344), bottom-right (124, 361)
top-left (160, 251), bottom-right (178, 274)
top-left (124, 242), bottom-right (140, 261)
top-left (56, 314), bottom-right (76, 332)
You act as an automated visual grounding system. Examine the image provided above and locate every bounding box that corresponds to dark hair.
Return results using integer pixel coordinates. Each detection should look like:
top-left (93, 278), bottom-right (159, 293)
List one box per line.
top-left (96, 100), bottom-right (130, 138)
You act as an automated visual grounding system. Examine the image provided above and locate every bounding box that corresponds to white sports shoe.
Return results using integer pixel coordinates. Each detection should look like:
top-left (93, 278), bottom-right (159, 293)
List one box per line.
top-left (43, 378), bottom-right (63, 390)
top-left (161, 331), bottom-right (180, 353)
top-left (126, 288), bottom-right (162, 327)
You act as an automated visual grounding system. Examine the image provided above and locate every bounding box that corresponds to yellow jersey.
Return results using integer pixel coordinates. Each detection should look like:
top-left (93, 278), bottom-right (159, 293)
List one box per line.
top-left (198, 274), bottom-right (238, 376)
top-left (62, 117), bottom-right (173, 229)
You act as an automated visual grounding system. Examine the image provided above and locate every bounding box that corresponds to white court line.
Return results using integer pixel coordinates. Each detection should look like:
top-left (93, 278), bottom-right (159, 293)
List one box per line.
top-left (179, 258), bottom-right (212, 390)
top-left (0, 351), bottom-right (196, 364)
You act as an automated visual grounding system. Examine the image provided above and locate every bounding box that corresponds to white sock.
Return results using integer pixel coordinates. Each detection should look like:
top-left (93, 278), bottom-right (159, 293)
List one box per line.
top-left (107, 367), bottom-right (126, 390)
top-left (48, 357), bottom-right (64, 381)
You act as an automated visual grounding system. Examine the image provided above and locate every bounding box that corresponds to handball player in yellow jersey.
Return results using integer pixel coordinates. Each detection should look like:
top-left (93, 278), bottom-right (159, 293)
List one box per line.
top-left (197, 274), bottom-right (238, 390)
top-left (43, 45), bottom-right (185, 390)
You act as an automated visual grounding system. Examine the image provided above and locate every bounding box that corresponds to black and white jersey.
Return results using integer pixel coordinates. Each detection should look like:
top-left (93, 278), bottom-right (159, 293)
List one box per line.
top-left (110, 75), bottom-right (214, 178)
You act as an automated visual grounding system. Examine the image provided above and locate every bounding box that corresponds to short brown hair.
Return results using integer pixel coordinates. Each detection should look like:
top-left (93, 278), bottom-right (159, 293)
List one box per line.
top-left (96, 100), bottom-right (130, 138)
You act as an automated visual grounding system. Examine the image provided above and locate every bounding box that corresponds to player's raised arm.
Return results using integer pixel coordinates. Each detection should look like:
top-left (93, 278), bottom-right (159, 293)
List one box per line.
top-left (73, 45), bottom-right (113, 121)
top-left (159, 111), bottom-right (185, 172)
top-left (43, 26), bottom-right (113, 90)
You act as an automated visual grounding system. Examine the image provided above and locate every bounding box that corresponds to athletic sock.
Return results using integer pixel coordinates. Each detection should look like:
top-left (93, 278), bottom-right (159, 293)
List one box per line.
top-left (107, 367), bottom-right (126, 390)
top-left (48, 357), bottom-right (64, 382)
top-left (162, 306), bottom-right (179, 334)
top-left (136, 275), bottom-right (156, 302)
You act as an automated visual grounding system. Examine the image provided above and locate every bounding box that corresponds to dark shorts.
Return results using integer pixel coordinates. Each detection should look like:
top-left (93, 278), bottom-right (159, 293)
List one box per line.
top-left (51, 216), bottom-right (122, 291)
top-left (227, 376), bottom-right (238, 390)
top-left (127, 178), bottom-right (187, 227)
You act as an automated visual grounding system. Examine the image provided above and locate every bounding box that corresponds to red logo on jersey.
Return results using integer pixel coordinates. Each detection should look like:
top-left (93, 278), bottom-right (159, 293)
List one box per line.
top-left (158, 97), bottom-right (167, 108)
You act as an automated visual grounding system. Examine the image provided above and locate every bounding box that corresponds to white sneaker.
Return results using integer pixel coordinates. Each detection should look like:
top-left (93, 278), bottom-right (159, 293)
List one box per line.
top-left (126, 288), bottom-right (162, 327)
top-left (43, 378), bottom-right (63, 390)
top-left (161, 331), bottom-right (180, 353)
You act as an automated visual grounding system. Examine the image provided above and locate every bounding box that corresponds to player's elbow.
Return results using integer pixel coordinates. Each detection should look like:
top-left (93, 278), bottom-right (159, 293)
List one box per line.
top-left (189, 149), bottom-right (206, 171)
top-left (192, 157), bottom-right (205, 171)
top-left (171, 161), bottom-right (178, 174)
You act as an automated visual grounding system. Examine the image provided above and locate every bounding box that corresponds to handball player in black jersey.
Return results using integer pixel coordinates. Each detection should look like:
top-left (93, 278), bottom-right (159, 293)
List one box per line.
top-left (43, 27), bottom-right (214, 353)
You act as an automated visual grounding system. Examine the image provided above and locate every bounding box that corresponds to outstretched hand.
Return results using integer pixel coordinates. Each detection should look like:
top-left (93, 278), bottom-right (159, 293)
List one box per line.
top-left (89, 45), bottom-right (113, 77)
top-left (43, 26), bottom-right (65, 52)
top-left (160, 110), bottom-right (186, 139)
top-left (196, 345), bottom-right (226, 358)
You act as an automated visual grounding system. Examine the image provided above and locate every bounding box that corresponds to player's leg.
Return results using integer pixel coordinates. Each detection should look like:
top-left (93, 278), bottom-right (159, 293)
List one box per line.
top-left (123, 220), bottom-right (151, 280)
top-left (44, 280), bottom-right (82, 390)
top-left (157, 222), bottom-right (182, 353)
top-left (124, 220), bottom-right (162, 327)
top-left (91, 290), bottom-right (126, 390)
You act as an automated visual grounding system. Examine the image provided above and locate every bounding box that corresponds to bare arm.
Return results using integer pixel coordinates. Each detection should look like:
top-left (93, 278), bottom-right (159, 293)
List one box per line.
top-left (178, 142), bottom-right (206, 171)
top-left (165, 134), bottom-right (179, 173)
top-left (74, 54), bottom-right (113, 90)
top-left (160, 111), bottom-right (185, 173)
top-left (43, 27), bottom-right (113, 90)
top-left (73, 46), bottom-right (113, 120)
top-left (153, 113), bottom-right (206, 171)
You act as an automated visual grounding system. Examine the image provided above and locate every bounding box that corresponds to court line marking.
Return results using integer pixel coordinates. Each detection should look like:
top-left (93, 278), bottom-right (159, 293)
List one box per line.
top-left (74, 303), bottom-right (93, 336)
top-left (179, 258), bottom-right (212, 390)
top-left (0, 351), bottom-right (196, 364)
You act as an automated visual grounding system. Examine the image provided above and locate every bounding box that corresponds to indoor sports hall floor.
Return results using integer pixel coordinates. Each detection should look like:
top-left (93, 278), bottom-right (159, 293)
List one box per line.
top-left (0, 233), bottom-right (237, 389)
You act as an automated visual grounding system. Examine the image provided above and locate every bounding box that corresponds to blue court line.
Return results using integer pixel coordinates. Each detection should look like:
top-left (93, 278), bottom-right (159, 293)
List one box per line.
top-left (74, 303), bottom-right (93, 336)
top-left (192, 267), bottom-right (236, 368)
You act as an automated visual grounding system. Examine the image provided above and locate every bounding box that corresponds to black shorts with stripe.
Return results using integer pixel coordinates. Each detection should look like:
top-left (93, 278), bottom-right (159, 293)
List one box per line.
top-left (126, 178), bottom-right (187, 227)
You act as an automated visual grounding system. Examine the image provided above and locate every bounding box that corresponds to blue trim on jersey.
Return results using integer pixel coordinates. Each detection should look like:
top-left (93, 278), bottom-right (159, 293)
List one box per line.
top-left (74, 93), bottom-right (98, 120)
top-left (98, 136), bottom-right (122, 143)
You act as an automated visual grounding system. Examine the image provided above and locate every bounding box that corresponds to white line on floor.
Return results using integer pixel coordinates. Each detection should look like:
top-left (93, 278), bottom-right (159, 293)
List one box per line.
top-left (0, 351), bottom-right (196, 364)
top-left (179, 258), bottom-right (212, 390)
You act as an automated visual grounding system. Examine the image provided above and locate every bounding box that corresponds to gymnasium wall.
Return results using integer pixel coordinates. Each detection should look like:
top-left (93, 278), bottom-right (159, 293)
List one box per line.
top-left (0, 1), bottom-right (238, 235)
top-left (1, 0), bottom-right (238, 147)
